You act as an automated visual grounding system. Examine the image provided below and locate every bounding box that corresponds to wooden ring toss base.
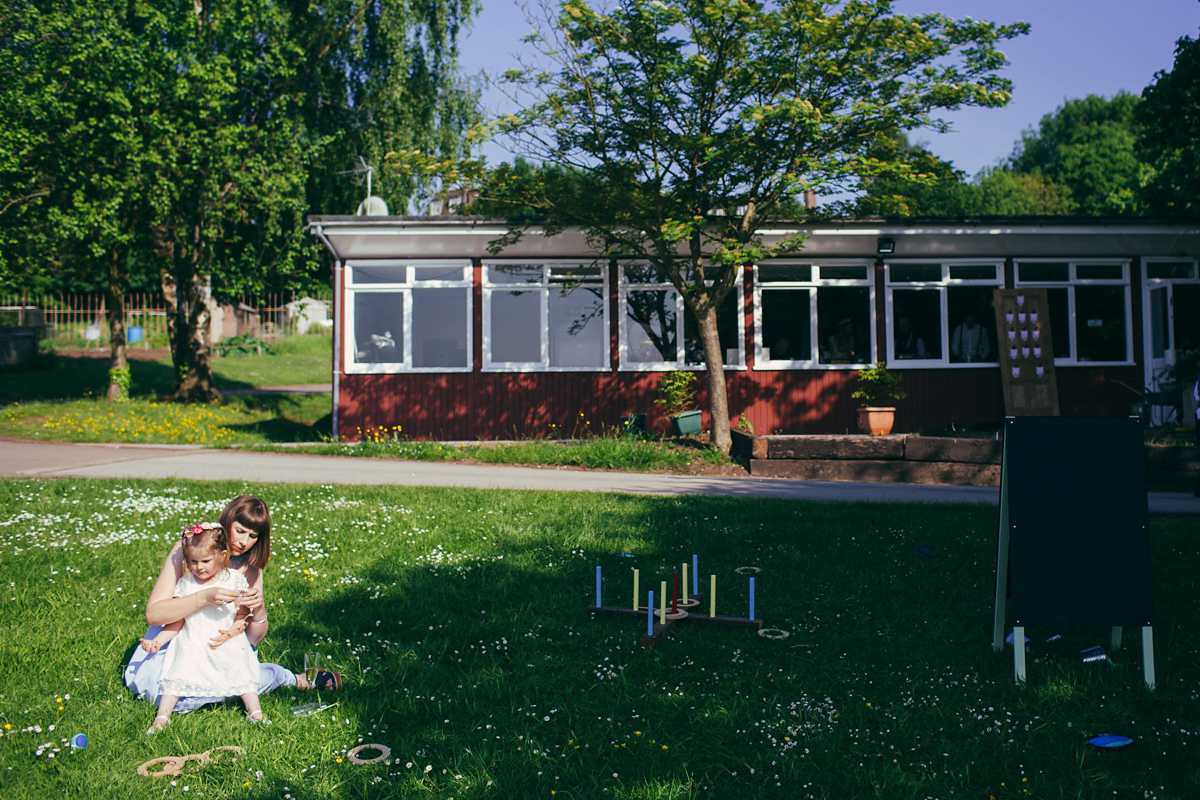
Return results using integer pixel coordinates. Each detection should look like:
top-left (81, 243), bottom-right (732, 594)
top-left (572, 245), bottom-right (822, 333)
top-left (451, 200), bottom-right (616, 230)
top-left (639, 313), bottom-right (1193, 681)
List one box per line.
top-left (347, 743), bottom-right (391, 764)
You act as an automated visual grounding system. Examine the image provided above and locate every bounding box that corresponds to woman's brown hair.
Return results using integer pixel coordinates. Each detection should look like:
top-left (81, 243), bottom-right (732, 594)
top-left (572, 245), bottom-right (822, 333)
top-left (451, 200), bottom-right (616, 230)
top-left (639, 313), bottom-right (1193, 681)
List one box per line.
top-left (218, 495), bottom-right (271, 569)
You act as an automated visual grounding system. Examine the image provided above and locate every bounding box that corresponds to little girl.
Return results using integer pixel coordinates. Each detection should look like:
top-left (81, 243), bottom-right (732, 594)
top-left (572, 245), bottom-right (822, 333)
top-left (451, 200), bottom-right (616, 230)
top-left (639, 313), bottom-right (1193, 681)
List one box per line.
top-left (142, 522), bottom-right (265, 732)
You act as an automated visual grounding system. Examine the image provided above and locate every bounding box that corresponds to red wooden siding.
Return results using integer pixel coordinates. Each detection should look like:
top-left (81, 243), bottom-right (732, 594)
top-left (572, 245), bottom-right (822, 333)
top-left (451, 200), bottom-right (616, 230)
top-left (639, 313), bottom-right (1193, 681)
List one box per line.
top-left (334, 258), bottom-right (1153, 442)
top-left (337, 363), bottom-right (1151, 442)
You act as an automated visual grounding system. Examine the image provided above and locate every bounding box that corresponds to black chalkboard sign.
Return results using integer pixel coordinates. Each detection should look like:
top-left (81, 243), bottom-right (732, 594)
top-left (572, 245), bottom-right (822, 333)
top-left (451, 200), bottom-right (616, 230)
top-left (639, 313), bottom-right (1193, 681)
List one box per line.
top-left (998, 416), bottom-right (1153, 628)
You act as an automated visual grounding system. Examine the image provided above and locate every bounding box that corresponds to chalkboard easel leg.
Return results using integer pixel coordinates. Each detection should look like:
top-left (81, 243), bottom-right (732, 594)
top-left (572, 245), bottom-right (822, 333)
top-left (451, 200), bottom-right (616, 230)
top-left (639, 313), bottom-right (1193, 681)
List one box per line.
top-left (1111, 626), bottom-right (1123, 651)
top-left (1013, 625), bottom-right (1027, 685)
top-left (1142, 626), bottom-right (1156, 691)
top-left (992, 457), bottom-right (1011, 653)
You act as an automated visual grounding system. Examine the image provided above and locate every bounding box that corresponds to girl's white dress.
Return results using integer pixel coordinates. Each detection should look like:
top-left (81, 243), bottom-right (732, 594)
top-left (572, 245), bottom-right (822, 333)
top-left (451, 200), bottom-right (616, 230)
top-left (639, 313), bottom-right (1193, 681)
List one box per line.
top-left (159, 569), bottom-right (260, 697)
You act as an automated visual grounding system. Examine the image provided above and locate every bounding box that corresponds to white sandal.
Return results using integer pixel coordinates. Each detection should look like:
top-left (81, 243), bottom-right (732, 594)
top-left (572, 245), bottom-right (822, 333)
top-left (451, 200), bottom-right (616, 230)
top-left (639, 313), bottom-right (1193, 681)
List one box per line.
top-left (146, 716), bottom-right (170, 734)
top-left (246, 711), bottom-right (270, 725)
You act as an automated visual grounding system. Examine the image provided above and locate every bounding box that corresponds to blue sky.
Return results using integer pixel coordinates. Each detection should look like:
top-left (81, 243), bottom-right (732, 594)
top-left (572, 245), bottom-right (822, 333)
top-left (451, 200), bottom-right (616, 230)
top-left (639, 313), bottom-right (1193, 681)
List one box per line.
top-left (459, 0), bottom-right (1200, 177)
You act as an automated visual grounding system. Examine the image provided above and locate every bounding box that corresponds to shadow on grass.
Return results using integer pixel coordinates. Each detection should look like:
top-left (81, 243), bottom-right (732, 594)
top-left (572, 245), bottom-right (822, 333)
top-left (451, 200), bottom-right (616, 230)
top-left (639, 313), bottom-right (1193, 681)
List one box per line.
top-left (0, 350), bottom-right (263, 401)
top-left (247, 491), bottom-right (1010, 797)
top-left (219, 394), bottom-right (332, 442)
top-left (221, 413), bottom-right (332, 443)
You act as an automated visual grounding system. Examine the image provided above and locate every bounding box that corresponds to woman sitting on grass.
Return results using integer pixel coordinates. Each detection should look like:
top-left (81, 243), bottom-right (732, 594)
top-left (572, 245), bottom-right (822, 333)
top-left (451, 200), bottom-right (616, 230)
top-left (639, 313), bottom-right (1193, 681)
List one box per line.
top-left (143, 522), bottom-right (264, 732)
top-left (124, 495), bottom-right (341, 717)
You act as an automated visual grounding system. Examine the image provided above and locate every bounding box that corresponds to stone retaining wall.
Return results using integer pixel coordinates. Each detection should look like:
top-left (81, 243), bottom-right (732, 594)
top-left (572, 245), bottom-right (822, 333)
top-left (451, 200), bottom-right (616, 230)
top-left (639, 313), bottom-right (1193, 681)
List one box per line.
top-left (731, 430), bottom-right (1199, 491)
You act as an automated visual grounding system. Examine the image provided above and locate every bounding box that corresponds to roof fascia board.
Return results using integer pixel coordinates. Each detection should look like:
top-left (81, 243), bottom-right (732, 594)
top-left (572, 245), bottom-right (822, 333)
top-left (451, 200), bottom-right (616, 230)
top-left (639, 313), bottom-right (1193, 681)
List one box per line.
top-left (307, 217), bottom-right (1200, 262)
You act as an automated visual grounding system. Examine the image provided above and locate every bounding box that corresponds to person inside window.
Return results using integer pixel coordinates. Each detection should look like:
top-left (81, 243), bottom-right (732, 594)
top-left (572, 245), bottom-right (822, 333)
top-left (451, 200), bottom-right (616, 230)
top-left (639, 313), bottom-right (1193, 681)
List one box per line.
top-left (827, 318), bottom-right (858, 362)
top-left (951, 312), bottom-right (991, 363)
top-left (894, 315), bottom-right (927, 359)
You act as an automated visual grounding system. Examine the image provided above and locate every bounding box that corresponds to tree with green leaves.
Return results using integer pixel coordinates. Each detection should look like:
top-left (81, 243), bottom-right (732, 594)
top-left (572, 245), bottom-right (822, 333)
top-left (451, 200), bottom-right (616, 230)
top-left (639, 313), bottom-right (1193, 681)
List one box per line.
top-left (1, 0), bottom-right (479, 402)
top-left (466, 0), bottom-right (1027, 453)
top-left (1007, 92), bottom-right (1143, 216)
top-left (0, 1), bottom-right (170, 399)
top-left (856, 132), bottom-right (1074, 217)
top-left (1137, 35), bottom-right (1200, 217)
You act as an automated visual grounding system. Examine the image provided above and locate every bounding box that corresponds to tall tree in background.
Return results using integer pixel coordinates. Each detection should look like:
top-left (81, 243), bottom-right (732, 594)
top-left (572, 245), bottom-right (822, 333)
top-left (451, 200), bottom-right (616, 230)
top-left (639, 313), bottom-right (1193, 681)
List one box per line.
top-left (1007, 92), bottom-right (1143, 216)
top-left (0, 2), bottom-right (172, 399)
top-left (0, 0), bottom-right (479, 402)
top-left (1137, 35), bottom-right (1200, 217)
top-left (471, 0), bottom-right (1027, 454)
top-left (855, 132), bottom-right (1074, 217)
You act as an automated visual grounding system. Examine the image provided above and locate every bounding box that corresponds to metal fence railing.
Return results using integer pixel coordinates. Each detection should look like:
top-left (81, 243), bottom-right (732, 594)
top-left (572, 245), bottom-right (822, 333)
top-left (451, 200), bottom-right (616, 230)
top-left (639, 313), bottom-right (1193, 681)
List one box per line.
top-left (0, 291), bottom-right (333, 349)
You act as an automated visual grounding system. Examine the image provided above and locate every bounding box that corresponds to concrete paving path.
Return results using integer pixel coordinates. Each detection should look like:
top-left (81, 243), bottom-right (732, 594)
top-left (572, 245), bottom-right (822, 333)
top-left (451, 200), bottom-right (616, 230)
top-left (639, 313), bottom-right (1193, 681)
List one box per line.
top-left (3, 438), bottom-right (1198, 513)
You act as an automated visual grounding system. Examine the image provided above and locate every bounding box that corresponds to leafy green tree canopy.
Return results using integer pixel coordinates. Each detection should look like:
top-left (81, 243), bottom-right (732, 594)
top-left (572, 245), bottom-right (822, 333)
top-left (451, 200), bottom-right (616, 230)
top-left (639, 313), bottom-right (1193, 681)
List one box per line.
top-left (1137, 35), bottom-right (1200, 217)
top-left (856, 132), bottom-right (1074, 217)
top-left (1007, 92), bottom-right (1142, 216)
top-left (476, 0), bottom-right (1027, 453)
top-left (2, 0), bottom-right (479, 402)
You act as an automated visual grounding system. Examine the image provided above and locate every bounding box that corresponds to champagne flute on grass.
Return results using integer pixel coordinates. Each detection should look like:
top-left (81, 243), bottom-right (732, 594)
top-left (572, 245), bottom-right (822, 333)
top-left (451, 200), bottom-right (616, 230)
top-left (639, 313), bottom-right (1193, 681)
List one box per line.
top-left (304, 652), bottom-right (320, 686)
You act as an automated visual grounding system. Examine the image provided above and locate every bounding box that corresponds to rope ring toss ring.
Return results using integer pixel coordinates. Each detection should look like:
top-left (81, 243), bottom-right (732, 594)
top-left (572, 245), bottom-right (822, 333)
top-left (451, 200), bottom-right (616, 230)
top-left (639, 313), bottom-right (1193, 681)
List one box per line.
top-left (757, 628), bottom-right (791, 640)
top-left (137, 756), bottom-right (187, 778)
top-left (347, 743), bottom-right (392, 764)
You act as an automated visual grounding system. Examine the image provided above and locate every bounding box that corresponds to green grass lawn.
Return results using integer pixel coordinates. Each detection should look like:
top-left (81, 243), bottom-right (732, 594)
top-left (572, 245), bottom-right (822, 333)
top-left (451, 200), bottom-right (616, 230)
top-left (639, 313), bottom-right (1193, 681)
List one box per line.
top-left (0, 338), bottom-right (738, 471)
top-left (0, 334), bottom-right (333, 401)
top-left (0, 336), bottom-right (334, 445)
top-left (2, 479), bottom-right (1196, 799)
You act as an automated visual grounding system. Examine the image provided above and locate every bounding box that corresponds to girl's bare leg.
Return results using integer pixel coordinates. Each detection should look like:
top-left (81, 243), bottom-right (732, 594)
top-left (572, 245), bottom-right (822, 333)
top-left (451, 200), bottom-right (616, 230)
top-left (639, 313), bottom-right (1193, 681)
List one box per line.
top-left (242, 692), bottom-right (266, 723)
top-left (149, 695), bottom-right (178, 733)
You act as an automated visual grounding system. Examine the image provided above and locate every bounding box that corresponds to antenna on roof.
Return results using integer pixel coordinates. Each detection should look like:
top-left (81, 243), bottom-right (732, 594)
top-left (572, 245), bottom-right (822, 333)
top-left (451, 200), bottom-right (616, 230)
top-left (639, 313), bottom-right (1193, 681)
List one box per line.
top-left (338, 156), bottom-right (389, 216)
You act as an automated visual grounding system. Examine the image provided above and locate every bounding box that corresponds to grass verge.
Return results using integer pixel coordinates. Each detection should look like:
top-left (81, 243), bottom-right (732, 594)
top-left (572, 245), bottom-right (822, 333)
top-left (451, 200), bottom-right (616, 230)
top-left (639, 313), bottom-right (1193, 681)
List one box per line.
top-left (2, 479), bottom-right (1197, 799)
top-left (0, 395), bottom-right (332, 446)
top-left (0, 393), bottom-right (738, 473)
top-left (0, 334), bottom-right (332, 401)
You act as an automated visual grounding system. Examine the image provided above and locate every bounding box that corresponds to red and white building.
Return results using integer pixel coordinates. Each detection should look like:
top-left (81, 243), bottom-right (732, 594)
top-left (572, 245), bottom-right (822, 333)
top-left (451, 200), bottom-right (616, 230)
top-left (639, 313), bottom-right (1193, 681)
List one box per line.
top-left (308, 216), bottom-right (1200, 441)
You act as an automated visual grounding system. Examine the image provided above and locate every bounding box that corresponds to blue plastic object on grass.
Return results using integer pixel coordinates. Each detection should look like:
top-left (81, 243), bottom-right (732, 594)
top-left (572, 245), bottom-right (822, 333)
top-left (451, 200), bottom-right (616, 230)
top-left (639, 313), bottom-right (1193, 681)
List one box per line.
top-left (1087, 734), bottom-right (1133, 749)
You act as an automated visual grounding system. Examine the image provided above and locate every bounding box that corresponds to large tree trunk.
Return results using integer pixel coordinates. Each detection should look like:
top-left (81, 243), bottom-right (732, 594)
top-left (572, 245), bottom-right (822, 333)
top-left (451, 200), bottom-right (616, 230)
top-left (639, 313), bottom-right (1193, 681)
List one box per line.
top-left (104, 248), bottom-right (130, 402)
top-left (161, 231), bottom-right (221, 403)
top-left (694, 302), bottom-right (732, 455)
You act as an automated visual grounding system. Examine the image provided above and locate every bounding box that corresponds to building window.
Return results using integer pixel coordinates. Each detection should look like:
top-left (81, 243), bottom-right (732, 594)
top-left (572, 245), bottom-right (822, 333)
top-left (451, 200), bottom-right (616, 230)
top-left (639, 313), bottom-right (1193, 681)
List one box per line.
top-left (1014, 260), bottom-right (1131, 364)
top-left (619, 264), bottom-right (744, 370)
top-left (483, 262), bottom-right (609, 370)
top-left (884, 261), bottom-right (1003, 366)
top-left (753, 262), bottom-right (874, 368)
top-left (343, 261), bottom-right (472, 373)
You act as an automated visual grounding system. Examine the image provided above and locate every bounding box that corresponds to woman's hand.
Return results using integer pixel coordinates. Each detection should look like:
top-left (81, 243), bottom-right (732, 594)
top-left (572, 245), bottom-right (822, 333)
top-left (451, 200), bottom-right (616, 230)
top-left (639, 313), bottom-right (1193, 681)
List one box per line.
top-left (139, 638), bottom-right (162, 654)
top-left (203, 585), bottom-right (241, 607)
top-left (238, 586), bottom-right (264, 613)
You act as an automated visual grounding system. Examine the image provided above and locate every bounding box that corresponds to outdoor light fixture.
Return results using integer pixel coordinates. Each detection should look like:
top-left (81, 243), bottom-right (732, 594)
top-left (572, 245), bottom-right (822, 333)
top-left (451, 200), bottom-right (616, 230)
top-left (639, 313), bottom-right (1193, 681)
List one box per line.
top-left (877, 237), bottom-right (896, 255)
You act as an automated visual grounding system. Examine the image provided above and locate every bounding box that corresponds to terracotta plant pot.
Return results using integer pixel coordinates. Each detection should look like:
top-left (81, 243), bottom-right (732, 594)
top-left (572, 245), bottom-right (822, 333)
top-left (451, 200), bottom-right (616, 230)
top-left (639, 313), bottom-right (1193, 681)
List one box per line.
top-left (857, 407), bottom-right (896, 436)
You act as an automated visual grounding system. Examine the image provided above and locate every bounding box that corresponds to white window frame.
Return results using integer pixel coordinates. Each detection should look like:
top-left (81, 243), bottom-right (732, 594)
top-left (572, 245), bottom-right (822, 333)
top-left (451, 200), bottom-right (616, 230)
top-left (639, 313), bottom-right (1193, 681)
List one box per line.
top-left (482, 261), bottom-right (610, 372)
top-left (342, 259), bottom-right (473, 374)
top-left (883, 260), bottom-right (1004, 367)
top-left (1141, 257), bottom-right (1199, 396)
top-left (618, 263), bottom-right (744, 371)
top-left (753, 260), bottom-right (876, 370)
top-left (1014, 259), bottom-right (1133, 365)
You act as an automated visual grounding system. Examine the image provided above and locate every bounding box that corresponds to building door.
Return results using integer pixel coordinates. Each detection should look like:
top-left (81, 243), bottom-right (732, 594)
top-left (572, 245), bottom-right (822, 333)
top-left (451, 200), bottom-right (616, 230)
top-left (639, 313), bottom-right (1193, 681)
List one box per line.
top-left (1144, 267), bottom-right (1200, 425)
